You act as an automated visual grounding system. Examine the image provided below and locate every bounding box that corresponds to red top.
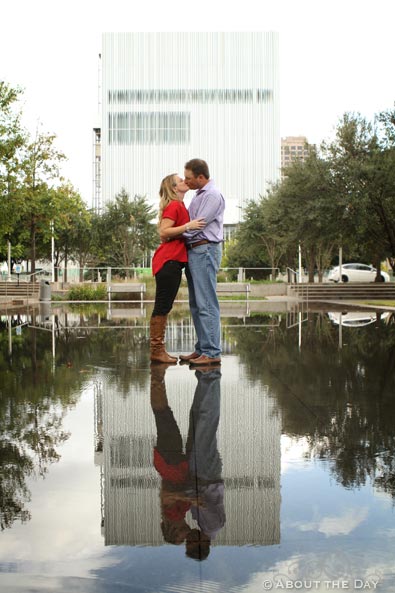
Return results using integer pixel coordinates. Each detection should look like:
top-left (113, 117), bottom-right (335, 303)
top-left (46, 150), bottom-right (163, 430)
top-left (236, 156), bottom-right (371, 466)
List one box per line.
top-left (152, 201), bottom-right (189, 275)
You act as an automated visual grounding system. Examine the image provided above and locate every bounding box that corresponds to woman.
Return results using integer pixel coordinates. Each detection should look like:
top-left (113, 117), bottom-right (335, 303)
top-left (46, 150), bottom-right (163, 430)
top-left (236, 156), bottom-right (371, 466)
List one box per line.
top-left (150, 174), bottom-right (205, 363)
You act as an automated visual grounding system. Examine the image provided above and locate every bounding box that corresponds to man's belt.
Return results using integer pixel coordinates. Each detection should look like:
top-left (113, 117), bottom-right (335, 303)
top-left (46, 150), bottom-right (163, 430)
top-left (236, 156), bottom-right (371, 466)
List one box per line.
top-left (187, 239), bottom-right (216, 250)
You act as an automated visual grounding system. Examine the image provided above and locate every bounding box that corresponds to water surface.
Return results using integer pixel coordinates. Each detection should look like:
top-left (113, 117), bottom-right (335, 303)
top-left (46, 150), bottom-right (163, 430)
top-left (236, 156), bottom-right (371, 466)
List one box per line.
top-left (0, 304), bottom-right (394, 592)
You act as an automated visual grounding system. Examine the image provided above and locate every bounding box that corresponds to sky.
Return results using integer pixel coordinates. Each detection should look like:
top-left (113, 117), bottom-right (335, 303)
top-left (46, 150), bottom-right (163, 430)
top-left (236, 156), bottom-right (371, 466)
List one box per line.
top-left (1, 0), bottom-right (395, 207)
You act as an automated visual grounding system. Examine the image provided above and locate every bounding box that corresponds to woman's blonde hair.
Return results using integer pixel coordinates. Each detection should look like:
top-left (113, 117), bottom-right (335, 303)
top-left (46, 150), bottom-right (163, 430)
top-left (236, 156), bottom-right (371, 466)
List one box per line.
top-left (158, 173), bottom-right (178, 224)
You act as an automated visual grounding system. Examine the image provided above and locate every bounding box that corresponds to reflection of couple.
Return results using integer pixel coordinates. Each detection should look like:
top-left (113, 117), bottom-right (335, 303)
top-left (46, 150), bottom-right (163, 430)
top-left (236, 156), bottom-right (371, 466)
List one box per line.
top-left (150, 158), bottom-right (225, 366)
top-left (150, 364), bottom-right (225, 560)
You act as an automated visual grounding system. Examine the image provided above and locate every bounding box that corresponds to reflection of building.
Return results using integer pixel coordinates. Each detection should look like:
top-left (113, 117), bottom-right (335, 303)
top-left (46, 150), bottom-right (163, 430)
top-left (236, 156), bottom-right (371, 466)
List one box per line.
top-left (94, 358), bottom-right (281, 546)
top-left (96, 32), bottom-right (280, 224)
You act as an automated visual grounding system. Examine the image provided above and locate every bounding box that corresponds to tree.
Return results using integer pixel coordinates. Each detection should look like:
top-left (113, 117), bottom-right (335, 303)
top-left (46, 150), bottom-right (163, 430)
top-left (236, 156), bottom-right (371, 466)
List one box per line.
top-left (225, 193), bottom-right (288, 279)
top-left (95, 189), bottom-right (158, 272)
top-left (43, 183), bottom-right (91, 282)
top-left (228, 147), bottom-right (342, 282)
top-left (0, 81), bottom-right (26, 264)
top-left (227, 109), bottom-right (395, 281)
top-left (276, 147), bottom-right (344, 282)
top-left (18, 128), bottom-right (66, 275)
top-left (324, 111), bottom-right (395, 277)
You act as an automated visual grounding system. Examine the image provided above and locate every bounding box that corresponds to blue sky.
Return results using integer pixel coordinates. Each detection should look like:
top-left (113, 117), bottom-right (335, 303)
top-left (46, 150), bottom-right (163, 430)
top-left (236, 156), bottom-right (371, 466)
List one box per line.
top-left (1, 0), bottom-right (395, 206)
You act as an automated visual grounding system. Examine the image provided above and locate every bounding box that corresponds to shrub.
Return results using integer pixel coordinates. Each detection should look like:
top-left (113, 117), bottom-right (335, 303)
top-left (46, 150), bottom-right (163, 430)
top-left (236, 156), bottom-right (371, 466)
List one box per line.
top-left (67, 284), bottom-right (107, 301)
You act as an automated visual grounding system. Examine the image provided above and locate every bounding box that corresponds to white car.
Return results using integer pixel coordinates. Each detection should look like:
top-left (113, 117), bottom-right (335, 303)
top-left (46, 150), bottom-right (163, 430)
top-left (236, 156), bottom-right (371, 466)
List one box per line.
top-left (327, 263), bottom-right (390, 283)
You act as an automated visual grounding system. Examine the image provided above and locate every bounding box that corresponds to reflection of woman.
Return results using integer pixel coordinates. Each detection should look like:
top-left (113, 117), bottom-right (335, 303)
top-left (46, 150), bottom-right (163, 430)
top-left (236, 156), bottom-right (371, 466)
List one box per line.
top-left (150, 364), bottom-right (192, 545)
top-left (150, 174), bottom-right (205, 363)
top-left (150, 364), bottom-right (224, 561)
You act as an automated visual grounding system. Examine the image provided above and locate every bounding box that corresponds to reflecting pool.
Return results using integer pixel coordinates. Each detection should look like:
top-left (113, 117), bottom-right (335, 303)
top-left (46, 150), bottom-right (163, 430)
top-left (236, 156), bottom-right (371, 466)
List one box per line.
top-left (0, 303), bottom-right (395, 592)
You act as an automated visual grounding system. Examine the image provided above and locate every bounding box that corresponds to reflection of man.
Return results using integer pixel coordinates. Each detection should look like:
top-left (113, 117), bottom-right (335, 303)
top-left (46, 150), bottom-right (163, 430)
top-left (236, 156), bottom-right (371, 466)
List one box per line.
top-left (150, 364), bottom-right (225, 560)
top-left (181, 159), bottom-right (225, 366)
top-left (186, 366), bottom-right (225, 547)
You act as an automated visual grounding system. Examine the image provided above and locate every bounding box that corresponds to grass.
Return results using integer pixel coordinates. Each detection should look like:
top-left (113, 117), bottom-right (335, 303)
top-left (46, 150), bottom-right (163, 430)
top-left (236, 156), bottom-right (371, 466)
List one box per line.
top-left (363, 300), bottom-right (395, 307)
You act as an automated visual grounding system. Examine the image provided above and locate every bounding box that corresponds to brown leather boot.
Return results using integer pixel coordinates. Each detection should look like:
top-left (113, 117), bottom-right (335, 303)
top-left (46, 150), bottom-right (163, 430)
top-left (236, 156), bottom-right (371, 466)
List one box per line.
top-left (150, 315), bottom-right (178, 364)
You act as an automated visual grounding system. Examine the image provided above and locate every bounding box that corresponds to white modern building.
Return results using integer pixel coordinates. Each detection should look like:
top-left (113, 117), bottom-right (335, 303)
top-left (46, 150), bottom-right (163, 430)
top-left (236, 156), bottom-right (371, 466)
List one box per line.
top-left (96, 32), bottom-right (280, 224)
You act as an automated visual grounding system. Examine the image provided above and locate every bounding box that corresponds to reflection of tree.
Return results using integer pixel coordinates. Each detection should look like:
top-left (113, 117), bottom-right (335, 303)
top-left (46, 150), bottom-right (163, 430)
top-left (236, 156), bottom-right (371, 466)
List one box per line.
top-left (49, 305), bottom-right (150, 393)
top-left (0, 306), bottom-right (153, 530)
top-left (0, 397), bottom-right (69, 530)
top-left (230, 311), bottom-right (395, 498)
top-left (0, 321), bottom-right (88, 530)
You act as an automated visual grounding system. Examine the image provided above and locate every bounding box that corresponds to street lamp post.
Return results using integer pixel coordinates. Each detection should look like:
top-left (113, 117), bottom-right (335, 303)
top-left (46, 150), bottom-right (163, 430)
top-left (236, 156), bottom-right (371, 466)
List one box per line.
top-left (51, 221), bottom-right (55, 282)
top-left (7, 240), bottom-right (12, 282)
top-left (339, 245), bottom-right (343, 284)
top-left (298, 242), bottom-right (302, 283)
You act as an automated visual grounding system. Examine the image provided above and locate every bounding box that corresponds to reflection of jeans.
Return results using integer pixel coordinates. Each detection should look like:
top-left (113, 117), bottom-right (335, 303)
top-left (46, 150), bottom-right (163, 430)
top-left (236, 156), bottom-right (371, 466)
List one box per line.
top-left (187, 368), bottom-right (222, 481)
top-left (185, 242), bottom-right (222, 358)
top-left (187, 368), bottom-right (225, 538)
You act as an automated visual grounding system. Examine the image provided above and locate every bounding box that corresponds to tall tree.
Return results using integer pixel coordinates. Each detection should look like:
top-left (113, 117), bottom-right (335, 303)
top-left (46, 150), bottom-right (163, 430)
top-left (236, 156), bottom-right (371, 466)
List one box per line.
top-left (19, 128), bottom-right (66, 275)
top-left (277, 148), bottom-right (343, 281)
top-left (43, 183), bottom-right (91, 281)
top-left (325, 112), bottom-right (395, 277)
top-left (96, 189), bottom-right (158, 272)
top-left (0, 81), bottom-right (26, 264)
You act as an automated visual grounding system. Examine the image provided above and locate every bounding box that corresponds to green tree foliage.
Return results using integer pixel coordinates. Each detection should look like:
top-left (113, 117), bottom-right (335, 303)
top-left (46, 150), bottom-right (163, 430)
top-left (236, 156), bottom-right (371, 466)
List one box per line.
top-left (44, 183), bottom-right (92, 281)
top-left (275, 147), bottom-right (343, 281)
top-left (324, 111), bottom-right (395, 275)
top-left (18, 128), bottom-right (66, 274)
top-left (227, 108), bottom-right (395, 279)
top-left (94, 189), bottom-right (158, 271)
top-left (225, 199), bottom-right (271, 271)
top-left (0, 81), bottom-right (26, 261)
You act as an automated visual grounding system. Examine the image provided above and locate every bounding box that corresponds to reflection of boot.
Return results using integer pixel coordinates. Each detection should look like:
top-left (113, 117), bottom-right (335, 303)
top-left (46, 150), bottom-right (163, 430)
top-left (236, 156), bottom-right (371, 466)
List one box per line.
top-left (150, 315), bottom-right (178, 364)
top-left (150, 363), bottom-right (170, 410)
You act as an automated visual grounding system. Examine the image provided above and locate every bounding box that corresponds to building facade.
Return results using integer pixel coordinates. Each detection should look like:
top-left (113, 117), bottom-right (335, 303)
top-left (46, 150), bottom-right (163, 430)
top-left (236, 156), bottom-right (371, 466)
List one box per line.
top-left (280, 136), bottom-right (311, 178)
top-left (97, 32), bottom-right (280, 224)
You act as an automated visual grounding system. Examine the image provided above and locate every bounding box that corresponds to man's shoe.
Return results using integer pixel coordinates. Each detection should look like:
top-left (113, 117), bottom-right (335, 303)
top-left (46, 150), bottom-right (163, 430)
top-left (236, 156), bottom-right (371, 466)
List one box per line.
top-left (189, 355), bottom-right (221, 366)
top-left (179, 351), bottom-right (200, 361)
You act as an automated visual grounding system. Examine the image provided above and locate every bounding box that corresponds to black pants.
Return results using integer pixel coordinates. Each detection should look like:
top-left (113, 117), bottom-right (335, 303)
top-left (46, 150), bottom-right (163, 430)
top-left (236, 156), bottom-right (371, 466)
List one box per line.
top-left (152, 260), bottom-right (184, 316)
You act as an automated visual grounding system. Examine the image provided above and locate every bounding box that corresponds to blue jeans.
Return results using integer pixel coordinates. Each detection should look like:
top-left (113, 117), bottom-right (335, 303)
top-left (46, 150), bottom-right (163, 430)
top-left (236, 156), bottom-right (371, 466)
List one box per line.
top-left (185, 242), bottom-right (222, 358)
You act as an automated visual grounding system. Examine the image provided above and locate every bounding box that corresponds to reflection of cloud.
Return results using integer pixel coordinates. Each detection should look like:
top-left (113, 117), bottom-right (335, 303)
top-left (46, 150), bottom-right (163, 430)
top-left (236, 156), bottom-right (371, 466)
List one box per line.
top-left (292, 507), bottom-right (368, 537)
top-left (238, 553), bottom-right (384, 593)
top-left (377, 527), bottom-right (395, 538)
top-left (281, 435), bottom-right (311, 473)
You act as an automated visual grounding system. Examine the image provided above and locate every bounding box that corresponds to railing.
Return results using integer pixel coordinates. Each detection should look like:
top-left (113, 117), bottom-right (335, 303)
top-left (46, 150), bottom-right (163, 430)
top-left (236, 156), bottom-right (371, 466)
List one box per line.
top-left (1, 270), bottom-right (52, 283)
top-left (2, 265), bottom-right (285, 285)
top-left (286, 267), bottom-right (299, 284)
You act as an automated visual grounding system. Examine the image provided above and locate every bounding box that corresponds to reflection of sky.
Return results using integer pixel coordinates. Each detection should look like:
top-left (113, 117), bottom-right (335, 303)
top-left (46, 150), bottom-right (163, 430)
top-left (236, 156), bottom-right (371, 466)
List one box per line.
top-left (1, 364), bottom-right (395, 591)
top-left (290, 507), bottom-right (369, 536)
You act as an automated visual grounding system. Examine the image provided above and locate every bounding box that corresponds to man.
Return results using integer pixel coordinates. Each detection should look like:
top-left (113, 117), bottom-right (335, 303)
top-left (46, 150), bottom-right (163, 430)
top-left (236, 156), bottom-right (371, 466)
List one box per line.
top-left (180, 158), bottom-right (225, 365)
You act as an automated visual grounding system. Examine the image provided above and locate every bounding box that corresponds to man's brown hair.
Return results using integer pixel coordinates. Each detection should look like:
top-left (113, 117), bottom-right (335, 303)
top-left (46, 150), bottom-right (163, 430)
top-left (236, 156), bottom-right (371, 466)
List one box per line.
top-left (185, 158), bottom-right (210, 179)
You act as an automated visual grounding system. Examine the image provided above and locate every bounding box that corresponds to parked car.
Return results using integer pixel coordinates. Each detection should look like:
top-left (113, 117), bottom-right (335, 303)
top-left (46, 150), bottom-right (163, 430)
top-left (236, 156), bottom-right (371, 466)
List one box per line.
top-left (327, 263), bottom-right (390, 283)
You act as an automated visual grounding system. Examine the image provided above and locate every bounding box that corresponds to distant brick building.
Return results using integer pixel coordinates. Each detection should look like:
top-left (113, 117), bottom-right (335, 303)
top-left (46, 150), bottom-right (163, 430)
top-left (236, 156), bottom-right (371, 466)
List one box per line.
top-left (281, 136), bottom-right (310, 177)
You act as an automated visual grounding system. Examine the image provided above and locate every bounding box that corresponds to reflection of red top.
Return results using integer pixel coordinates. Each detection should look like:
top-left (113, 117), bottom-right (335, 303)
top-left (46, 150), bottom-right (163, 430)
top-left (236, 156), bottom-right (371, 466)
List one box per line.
top-left (152, 201), bottom-right (189, 275)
